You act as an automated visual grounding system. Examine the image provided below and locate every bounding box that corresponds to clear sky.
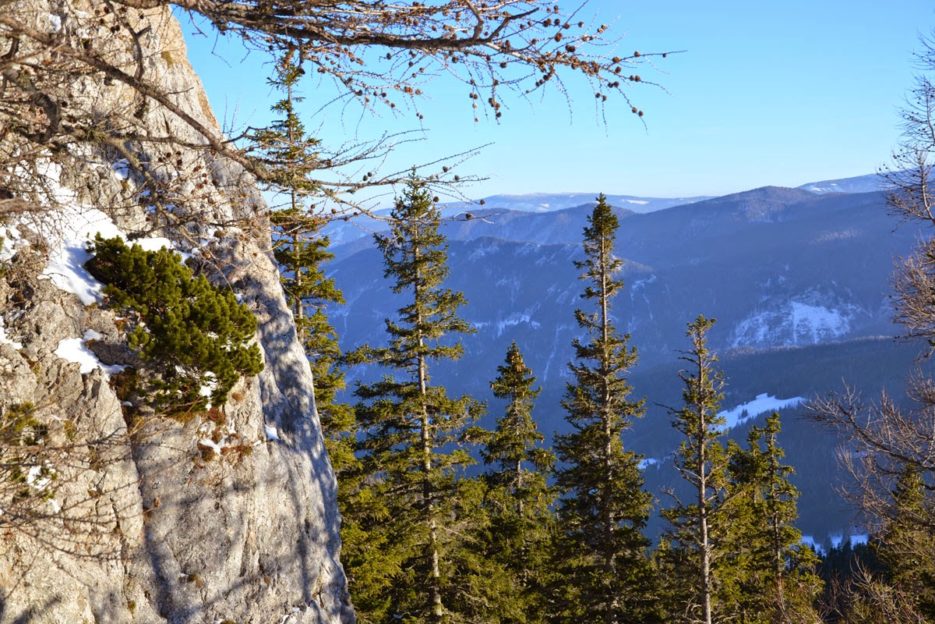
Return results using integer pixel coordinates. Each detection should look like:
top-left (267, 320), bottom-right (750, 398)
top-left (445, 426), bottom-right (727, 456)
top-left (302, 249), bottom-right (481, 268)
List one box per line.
top-left (180, 1), bottom-right (935, 200)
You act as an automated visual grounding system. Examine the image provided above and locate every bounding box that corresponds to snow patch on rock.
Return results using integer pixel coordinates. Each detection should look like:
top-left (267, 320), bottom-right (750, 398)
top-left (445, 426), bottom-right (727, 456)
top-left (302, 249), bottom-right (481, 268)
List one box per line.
top-left (26, 464), bottom-right (53, 492)
top-left (54, 330), bottom-right (126, 376)
top-left (0, 224), bottom-right (27, 261)
top-left (31, 162), bottom-right (179, 305)
top-left (264, 424), bottom-right (281, 441)
top-left (197, 417), bottom-right (251, 458)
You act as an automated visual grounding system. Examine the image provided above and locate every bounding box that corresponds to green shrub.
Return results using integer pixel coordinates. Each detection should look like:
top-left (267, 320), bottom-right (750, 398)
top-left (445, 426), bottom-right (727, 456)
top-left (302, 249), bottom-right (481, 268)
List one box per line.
top-left (85, 236), bottom-right (263, 416)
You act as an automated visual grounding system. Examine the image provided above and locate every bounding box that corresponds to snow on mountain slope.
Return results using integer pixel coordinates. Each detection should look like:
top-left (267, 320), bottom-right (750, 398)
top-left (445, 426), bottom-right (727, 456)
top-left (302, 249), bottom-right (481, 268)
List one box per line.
top-left (717, 393), bottom-right (806, 430)
top-left (797, 172), bottom-right (890, 195)
top-left (731, 296), bottom-right (863, 348)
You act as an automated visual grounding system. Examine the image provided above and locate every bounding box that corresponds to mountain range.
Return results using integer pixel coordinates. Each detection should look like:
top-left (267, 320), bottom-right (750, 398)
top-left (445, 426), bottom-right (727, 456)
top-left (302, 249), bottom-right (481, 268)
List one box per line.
top-left (325, 173), bottom-right (925, 546)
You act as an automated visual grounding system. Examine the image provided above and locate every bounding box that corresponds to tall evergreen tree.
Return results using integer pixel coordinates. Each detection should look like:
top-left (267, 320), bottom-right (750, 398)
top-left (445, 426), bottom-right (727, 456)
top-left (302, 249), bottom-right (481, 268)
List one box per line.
top-left (875, 463), bottom-right (935, 619)
top-left (721, 413), bottom-right (821, 622)
top-left (552, 195), bottom-right (660, 624)
top-left (479, 342), bottom-right (555, 623)
top-left (257, 52), bottom-right (357, 480)
top-left (271, 208), bottom-right (357, 477)
top-left (350, 177), bottom-right (489, 623)
top-left (661, 315), bottom-right (727, 624)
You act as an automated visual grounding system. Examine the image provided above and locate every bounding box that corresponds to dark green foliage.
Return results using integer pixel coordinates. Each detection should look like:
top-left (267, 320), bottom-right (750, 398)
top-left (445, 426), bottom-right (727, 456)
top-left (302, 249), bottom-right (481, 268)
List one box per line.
top-left (552, 195), bottom-right (660, 623)
top-left (720, 413), bottom-right (822, 622)
top-left (86, 236), bottom-right (262, 415)
top-left (443, 475), bottom-right (527, 624)
top-left (819, 541), bottom-right (881, 587)
top-left (817, 541), bottom-right (884, 622)
top-left (660, 315), bottom-right (727, 624)
top-left (875, 464), bottom-right (935, 619)
top-left (477, 342), bottom-right (555, 623)
top-left (348, 177), bottom-right (488, 623)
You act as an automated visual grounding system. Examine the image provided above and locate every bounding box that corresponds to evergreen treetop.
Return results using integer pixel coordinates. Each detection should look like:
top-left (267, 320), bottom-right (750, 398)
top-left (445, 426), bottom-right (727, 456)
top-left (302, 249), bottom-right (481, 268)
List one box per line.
top-left (720, 413), bottom-right (821, 622)
top-left (661, 315), bottom-right (727, 624)
top-left (552, 194), bottom-right (660, 624)
top-left (249, 51), bottom-right (320, 197)
top-left (875, 463), bottom-right (935, 619)
top-left (483, 341), bottom-right (551, 477)
top-left (478, 342), bottom-right (555, 623)
top-left (349, 176), bottom-right (487, 623)
top-left (371, 177), bottom-right (474, 369)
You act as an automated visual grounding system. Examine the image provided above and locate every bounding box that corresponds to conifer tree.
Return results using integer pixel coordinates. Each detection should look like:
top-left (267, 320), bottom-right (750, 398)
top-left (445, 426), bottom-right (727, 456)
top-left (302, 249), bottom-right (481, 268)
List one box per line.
top-left (256, 52), bottom-right (357, 482)
top-left (86, 237), bottom-right (263, 415)
top-left (350, 176), bottom-right (487, 623)
top-left (270, 207), bottom-right (355, 470)
top-left (875, 463), bottom-right (935, 619)
top-left (661, 315), bottom-right (727, 624)
top-left (552, 195), bottom-right (660, 624)
top-left (721, 413), bottom-right (821, 622)
top-left (479, 342), bottom-right (555, 623)
top-left (249, 51), bottom-right (319, 196)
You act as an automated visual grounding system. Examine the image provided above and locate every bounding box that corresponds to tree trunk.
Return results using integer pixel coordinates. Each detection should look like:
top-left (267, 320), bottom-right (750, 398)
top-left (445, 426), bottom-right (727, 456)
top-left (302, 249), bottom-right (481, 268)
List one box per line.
top-left (415, 243), bottom-right (444, 621)
top-left (698, 361), bottom-right (713, 624)
top-left (599, 234), bottom-right (619, 624)
top-left (768, 431), bottom-right (787, 618)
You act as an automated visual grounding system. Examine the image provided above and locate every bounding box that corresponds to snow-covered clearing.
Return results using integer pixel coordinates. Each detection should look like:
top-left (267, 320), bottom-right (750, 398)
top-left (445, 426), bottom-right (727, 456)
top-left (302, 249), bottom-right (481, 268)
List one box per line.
top-left (800, 535), bottom-right (825, 555)
top-left (717, 393), bottom-right (806, 430)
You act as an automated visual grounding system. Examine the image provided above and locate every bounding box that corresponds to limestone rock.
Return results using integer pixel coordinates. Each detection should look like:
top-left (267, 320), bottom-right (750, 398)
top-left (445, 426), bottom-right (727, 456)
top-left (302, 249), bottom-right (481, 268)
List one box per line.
top-left (0, 2), bottom-right (354, 622)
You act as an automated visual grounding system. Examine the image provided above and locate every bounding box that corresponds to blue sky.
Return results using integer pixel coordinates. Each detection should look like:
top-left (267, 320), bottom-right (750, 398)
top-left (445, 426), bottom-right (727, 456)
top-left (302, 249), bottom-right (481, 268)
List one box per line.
top-left (181, 1), bottom-right (934, 200)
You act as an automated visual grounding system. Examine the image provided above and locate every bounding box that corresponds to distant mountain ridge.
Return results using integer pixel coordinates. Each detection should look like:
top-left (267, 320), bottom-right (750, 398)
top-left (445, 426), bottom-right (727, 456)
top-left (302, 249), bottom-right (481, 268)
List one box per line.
top-left (323, 172), bottom-right (886, 245)
top-left (796, 172), bottom-right (890, 194)
top-left (439, 192), bottom-right (709, 214)
top-left (331, 185), bottom-right (913, 372)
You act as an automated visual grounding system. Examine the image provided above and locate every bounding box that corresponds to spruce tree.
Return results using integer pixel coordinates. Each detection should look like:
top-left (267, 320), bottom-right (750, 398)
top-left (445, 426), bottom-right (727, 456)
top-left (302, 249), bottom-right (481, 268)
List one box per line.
top-left (254, 51), bottom-right (357, 479)
top-left (721, 413), bottom-right (821, 622)
top-left (350, 176), bottom-right (487, 623)
top-left (479, 342), bottom-right (555, 623)
top-left (552, 195), bottom-right (659, 624)
top-left (661, 315), bottom-right (727, 624)
top-left (271, 208), bottom-right (356, 476)
top-left (875, 463), bottom-right (935, 619)
top-left (249, 51), bottom-right (319, 195)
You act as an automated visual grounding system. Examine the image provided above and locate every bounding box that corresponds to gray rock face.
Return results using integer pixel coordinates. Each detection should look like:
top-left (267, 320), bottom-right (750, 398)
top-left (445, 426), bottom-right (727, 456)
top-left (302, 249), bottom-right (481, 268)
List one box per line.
top-left (0, 2), bottom-right (353, 623)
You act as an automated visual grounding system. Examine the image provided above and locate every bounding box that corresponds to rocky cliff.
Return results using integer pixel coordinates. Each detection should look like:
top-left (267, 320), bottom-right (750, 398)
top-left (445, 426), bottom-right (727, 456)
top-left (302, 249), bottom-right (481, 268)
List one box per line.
top-left (0, 2), bottom-right (353, 622)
